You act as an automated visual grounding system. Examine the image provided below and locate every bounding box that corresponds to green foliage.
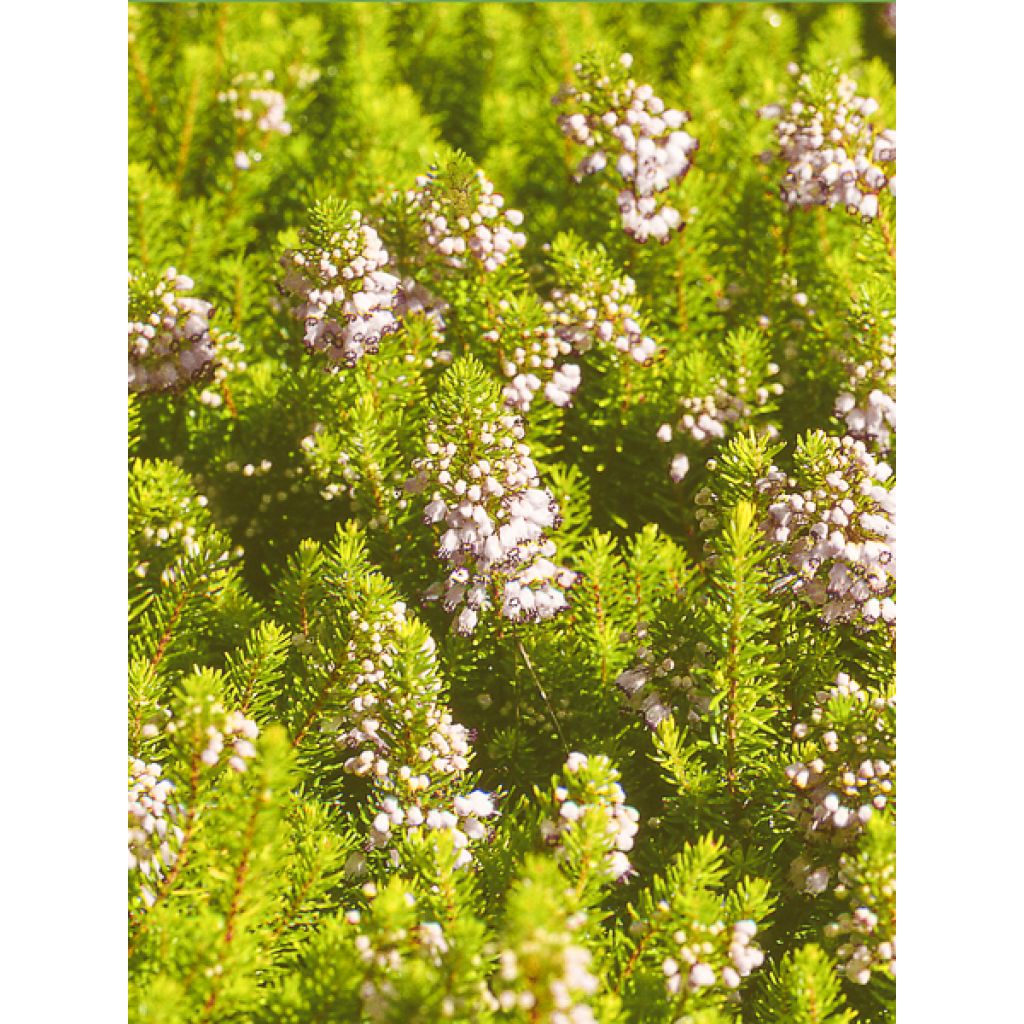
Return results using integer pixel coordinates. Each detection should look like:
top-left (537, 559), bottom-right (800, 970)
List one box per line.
top-left (616, 834), bottom-right (776, 1021)
top-left (703, 502), bottom-right (780, 805)
top-left (755, 944), bottom-right (858, 1024)
top-left (128, 6), bottom-right (895, 1022)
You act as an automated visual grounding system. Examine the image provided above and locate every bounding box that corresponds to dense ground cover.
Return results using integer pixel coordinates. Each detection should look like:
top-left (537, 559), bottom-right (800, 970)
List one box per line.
top-left (128, 4), bottom-right (896, 1021)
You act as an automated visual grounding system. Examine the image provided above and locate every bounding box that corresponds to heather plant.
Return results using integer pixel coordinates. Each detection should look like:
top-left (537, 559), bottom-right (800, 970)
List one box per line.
top-left (128, 4), bottom-right (895, 1022)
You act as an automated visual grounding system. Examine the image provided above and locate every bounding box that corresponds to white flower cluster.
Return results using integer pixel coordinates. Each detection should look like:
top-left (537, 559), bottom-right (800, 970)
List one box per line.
top-left (279, 207), bottom-right (400, 368)
top-left (198, 334), bottom-right (246, 409)
top-left (330, 600), bottom-right (448, 782)
top-left (491, 939), bottom-right (600, 1023)
top-left (662, 919), bottom-right (765, 996)
top-left (758, 435), bottom-right (896, 628)
top-left (320, 598), bottom-right (496, 864)
top-left (835, 389), bottom-right (895, 451)
top-left (540, 752), bottom-right (639, 883)
top-left (406, 165), bottom-right (526, 272)
top-left (128, 757), bottom-right (184, 906)
top-left (408, 405), bottom-right (576, 634)
top-left (759, 65), bottom-right (896, 221)
top-left (367, 789), bottom-right (498, 870)
top-left (556, 53), bottom-right (699, 242)
top-left (217, 70), bottom-right (292, 171)
top-left (503, 348), bottom-right (581, 413)
top-left (659, 336), bottom-right (783, 480)
top-left (128, 758), bottom-right (181, 870)
top-left (128, 267), bottom-right (218, 394)
top-left (825, 905), bottom-right (896, 986)
top-left (393, 277), bottom-right (450, 345)
top-left (493, 267), bottom-right (658, 414)
top-left (786, 673), bottom-right (895, 867)
top-left (547, 273), bottom-right (659, 366)
top-left (834, 330), bottom-right (896, 451)
top-left (198, 709), bottom-right (259, 773)
top-left (826, 841), bottom-right (896, 985)
top-left (486, 300), bottom-right (579, 413)
top-left (667, 366), bottom-right (783, 445)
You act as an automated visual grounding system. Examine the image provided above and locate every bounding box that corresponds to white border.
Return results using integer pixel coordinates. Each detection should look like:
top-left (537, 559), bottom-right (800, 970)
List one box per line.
top-left (901, 1), bottom-right (1023, 1021)
top-left (4, 1), bottom-right (1022, 1019)
top-left (3, 0), bottom-right (125, 1015)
